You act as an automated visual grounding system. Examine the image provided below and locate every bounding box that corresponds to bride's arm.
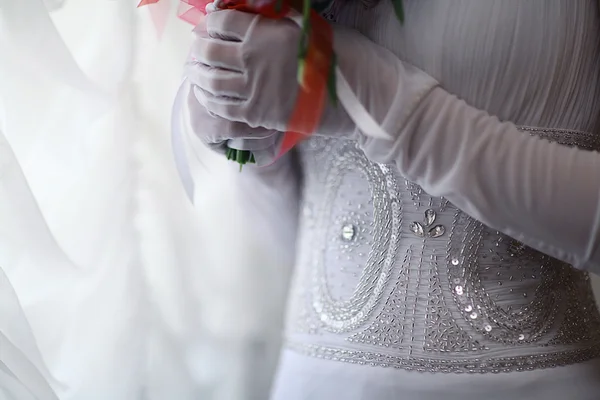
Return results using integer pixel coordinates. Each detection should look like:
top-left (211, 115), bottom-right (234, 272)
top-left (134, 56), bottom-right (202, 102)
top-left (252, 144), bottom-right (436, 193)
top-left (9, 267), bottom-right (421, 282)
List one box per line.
top-left (360, 86), bottom-right (600, 271)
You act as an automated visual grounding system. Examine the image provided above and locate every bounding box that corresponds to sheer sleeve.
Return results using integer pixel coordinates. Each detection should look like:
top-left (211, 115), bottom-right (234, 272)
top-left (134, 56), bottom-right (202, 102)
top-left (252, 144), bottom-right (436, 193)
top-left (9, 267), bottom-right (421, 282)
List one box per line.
top-left (360, 86), bottom-right (600, 272)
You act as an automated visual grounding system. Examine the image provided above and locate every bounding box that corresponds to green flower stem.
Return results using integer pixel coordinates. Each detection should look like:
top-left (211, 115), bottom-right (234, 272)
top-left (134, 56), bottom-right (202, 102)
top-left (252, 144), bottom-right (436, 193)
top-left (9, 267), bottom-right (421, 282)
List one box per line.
top-left (392, 0), bottom-right (404, 23)
top-left (226, 148), bottom-right (255, 171)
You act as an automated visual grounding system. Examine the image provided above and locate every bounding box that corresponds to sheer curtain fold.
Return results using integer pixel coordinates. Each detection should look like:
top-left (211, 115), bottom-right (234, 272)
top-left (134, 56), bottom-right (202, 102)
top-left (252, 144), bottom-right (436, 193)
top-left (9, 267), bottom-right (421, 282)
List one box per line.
top-left (0, 1), bottom-right (289, 399)
top-left (0, 1), bottom-right (142, 398)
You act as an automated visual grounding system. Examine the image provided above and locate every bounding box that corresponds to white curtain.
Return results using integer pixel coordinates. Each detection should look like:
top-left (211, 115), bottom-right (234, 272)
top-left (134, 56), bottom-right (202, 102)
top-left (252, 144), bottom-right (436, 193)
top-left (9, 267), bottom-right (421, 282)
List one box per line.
top-left (0, 0), bottom-right (291, 399)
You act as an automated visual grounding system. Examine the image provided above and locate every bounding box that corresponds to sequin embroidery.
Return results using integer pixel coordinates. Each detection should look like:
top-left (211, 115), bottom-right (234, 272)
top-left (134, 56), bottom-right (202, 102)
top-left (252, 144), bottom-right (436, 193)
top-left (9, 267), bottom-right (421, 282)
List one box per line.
top-left (287, 128), bottom-right (600, 374)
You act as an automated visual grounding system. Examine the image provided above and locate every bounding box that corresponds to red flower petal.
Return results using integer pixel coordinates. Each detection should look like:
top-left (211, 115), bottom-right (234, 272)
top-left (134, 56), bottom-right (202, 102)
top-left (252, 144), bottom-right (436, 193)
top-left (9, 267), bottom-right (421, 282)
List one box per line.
top-left (137, 0), bottom-right (161, 7)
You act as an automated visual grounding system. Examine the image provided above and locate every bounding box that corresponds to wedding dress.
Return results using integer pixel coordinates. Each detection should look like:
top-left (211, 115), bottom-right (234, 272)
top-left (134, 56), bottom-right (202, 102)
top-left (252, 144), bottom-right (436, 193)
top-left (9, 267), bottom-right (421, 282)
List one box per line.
top-left (264, 1), bottom-right (600, 399)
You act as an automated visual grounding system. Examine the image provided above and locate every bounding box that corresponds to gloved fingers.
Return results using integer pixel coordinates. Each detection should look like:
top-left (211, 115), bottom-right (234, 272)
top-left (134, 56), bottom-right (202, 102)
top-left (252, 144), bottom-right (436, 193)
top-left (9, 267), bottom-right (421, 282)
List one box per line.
top-left (187, 87), bottom-right (273, 142)
top-left (192, 84), bottom-right (252, 124)
top-left (189, 38), bottom-right (243, 72)
top-left (185, 59), bottom-right (247, 100)
top-left (204, 9), bottom-right (259, 41)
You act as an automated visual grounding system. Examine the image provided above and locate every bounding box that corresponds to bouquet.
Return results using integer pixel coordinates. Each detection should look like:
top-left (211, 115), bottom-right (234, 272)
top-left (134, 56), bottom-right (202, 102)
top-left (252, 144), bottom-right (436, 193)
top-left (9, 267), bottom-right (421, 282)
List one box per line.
top-left (139, 0), bottom-right (403, 168)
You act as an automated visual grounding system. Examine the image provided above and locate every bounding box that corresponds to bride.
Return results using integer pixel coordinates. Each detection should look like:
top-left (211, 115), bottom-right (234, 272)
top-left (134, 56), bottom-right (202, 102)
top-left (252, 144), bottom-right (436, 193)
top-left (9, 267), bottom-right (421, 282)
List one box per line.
top-left (183, 0), bottom-right (600, 399)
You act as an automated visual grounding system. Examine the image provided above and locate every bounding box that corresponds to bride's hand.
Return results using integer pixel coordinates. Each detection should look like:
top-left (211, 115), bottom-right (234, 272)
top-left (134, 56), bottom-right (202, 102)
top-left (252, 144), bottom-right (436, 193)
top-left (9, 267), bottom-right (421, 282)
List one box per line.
top-left (184, 83), bottom-right (284, 166)
top-left (184, 6), bottom-right (438, 164)
top-left (184, 9), bottom-right (360, 138)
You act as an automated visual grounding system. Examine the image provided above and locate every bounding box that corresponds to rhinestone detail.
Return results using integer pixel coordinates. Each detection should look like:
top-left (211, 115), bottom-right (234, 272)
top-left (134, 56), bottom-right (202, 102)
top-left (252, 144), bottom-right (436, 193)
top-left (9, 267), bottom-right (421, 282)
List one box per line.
top-left (341, 224), bottom-right (357, 241)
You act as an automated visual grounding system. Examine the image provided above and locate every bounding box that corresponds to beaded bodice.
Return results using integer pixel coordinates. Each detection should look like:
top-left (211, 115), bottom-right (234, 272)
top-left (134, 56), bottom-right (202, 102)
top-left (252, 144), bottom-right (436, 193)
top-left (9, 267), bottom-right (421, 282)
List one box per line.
top-left (284, 131), bottom-right (600, 374)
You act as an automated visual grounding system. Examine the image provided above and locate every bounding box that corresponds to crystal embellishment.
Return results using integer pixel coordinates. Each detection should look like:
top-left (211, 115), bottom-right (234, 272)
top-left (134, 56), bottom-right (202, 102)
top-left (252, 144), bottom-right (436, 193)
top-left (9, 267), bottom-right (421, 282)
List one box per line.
top-left (410, 221), bottom-right (424, 237)
top-left (429, 225), bottom-right (446, 238)
top-left (410, 209), bottom-right (446, 238)
top-left (341, 224), bottom-right (357, 241)
top-left (424, 208), bottom-right (436, 226)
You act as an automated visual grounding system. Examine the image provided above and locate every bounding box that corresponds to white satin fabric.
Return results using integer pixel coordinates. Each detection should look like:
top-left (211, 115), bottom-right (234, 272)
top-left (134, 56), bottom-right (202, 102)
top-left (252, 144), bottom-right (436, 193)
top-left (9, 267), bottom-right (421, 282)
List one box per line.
top-left (0, 0), bottom-right (290, 399)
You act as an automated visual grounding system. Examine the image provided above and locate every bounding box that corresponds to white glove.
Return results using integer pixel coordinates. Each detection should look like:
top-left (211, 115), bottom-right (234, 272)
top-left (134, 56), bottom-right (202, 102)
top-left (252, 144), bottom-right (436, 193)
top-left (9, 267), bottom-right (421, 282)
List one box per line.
top-left (361, 86), bottom-right (600, 272)
top-left (184, 9), bottom-right (437, 159)
top-left (185, 85), bottom-right (286, 166)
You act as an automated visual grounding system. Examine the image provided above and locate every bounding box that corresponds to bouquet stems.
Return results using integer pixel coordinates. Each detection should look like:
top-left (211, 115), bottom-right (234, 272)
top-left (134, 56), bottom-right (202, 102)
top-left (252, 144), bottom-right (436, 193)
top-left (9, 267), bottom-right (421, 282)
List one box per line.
top-left (226, 148), bottom-right (256, 171)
